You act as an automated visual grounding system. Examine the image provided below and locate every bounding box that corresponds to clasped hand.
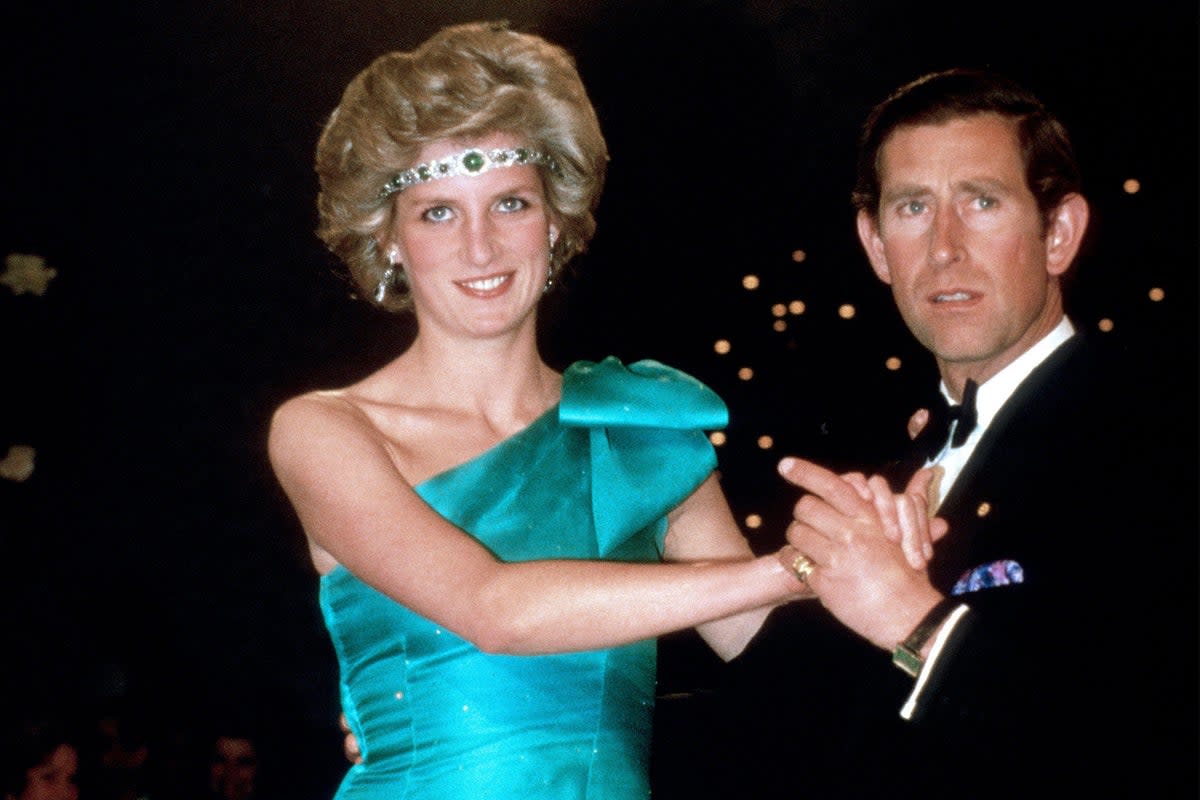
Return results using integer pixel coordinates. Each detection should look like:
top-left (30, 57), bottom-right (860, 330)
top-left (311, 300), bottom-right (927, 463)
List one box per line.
top-left (778, 457), bottom-right (948, 650)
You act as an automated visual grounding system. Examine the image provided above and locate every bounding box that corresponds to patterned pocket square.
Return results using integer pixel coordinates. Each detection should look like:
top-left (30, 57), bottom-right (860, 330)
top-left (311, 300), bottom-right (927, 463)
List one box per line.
top-left (952, 559), bottom-right (1024, 595)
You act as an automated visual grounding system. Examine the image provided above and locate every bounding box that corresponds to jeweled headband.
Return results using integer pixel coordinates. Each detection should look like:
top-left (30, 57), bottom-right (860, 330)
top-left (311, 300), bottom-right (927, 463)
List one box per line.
top-left (379, 147), bottom-right (561, 200)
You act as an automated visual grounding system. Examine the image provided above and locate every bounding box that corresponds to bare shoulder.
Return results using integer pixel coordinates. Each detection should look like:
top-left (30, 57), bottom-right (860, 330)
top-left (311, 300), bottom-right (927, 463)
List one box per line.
top-left (267, 390), bottom-right (379, 474)
top-left (266, 388), bottom-right (411, 524)
top-left (270, 389), bottom-right (372, 438)
top-left (268, 392), bottom-right (394, 574)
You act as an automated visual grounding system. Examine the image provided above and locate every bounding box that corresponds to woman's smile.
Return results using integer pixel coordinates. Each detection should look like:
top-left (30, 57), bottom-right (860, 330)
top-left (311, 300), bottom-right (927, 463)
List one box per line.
top-left (454, 271), bottom-right (514, 297)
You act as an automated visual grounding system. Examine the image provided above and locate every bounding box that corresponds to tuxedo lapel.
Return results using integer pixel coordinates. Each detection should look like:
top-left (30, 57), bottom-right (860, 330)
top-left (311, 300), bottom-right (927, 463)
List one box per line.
top-left (914, 336), bottom-right (1088, 592)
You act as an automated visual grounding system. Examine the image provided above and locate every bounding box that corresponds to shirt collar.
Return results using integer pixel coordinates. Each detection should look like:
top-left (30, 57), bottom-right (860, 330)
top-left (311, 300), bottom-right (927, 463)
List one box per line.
top-left (939, 316), bottom-right (1075, 434)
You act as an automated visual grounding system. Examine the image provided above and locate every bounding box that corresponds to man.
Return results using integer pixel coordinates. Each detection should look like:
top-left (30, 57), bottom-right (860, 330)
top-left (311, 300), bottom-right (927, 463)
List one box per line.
top-left (208, 731), bottom-right (260, 800)
top-left (721, 69), bottom-right (1196, 797)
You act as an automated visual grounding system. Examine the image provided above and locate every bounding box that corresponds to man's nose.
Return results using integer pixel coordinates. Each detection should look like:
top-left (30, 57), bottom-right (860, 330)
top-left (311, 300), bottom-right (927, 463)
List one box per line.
top-left (929, 207), bottom-right (965, 266)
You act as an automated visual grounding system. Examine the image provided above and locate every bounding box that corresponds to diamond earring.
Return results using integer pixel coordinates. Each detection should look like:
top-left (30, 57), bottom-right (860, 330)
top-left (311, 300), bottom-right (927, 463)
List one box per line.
top-left (376, 250), bottom-right (403, 302)
top-left (544, 232), bottom-right (558, 293)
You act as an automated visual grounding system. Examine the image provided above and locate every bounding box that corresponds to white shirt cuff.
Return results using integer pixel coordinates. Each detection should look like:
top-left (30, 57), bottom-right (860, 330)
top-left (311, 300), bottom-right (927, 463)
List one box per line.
top-left (899, 603), bottom-right (971, 721)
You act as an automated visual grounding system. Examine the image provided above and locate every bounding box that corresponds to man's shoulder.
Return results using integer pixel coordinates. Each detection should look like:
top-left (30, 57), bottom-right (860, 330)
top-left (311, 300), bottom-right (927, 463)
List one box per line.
top-left (1008, 330), bottom-right (1166, 418)
top-left (984, 329), bottom-right (1190, 490)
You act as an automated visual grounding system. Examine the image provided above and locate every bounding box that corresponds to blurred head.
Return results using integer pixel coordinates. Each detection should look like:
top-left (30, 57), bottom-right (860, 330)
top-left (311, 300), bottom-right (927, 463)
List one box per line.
top-left (208, 735), bottom-right (258, 800)
top-left (315, 20), bottom-right (608, 312)
top-left (852, 68), bottom-right (1081, 234)
top-left (2, 721), bottom-right (79, 800)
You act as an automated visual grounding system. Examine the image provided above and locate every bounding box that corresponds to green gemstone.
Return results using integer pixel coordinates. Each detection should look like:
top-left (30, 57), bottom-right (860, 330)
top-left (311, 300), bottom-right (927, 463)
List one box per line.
top-left (515, 148), bottom-right (529, 162)
top-left (463, 151), bottom-right (485, 172)
top-left (417, 165), bottom-right (431, 180)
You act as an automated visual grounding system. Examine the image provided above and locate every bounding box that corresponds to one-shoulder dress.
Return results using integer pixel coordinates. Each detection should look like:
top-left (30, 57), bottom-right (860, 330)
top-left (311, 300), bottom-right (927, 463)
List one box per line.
top-left (318, 357), bottom-right (728, 799)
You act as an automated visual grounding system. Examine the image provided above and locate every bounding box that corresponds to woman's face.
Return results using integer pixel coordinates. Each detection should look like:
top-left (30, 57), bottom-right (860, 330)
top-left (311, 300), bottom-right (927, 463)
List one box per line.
top-left (382, 133), bottom-right (558, 340)
top-left (17, 744), bottom-right (78, 800)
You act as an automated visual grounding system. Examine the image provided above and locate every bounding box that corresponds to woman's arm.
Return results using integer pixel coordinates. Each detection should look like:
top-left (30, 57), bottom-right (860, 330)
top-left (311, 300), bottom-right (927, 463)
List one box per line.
top-left (268, 394), bottom-right (805, 656)
top-left (662, 475), bottom-right (804, 661)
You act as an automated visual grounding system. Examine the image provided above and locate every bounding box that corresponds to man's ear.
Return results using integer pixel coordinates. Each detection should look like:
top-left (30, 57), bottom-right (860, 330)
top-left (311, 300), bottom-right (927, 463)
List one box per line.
top-left (856, 209), bottom-right (892, 284)
top-left (1044, 193), bottom-right (1089, 276)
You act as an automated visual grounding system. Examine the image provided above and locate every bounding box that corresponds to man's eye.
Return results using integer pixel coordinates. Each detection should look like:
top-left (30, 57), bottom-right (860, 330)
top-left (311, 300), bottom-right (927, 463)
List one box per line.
top-left (975, 195), bottom-right (998, 210)
top-left (899, 200), bottom-right (926, 216)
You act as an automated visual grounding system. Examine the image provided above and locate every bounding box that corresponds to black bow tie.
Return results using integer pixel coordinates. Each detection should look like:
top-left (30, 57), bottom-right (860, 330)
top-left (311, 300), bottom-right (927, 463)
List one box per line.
top-left (913, 379), bottom-right (979, 460)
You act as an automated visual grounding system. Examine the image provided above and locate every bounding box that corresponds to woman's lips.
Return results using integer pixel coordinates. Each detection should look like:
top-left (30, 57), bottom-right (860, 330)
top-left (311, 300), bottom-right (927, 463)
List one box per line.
top-left (455, 272), bottom-right (513, 296)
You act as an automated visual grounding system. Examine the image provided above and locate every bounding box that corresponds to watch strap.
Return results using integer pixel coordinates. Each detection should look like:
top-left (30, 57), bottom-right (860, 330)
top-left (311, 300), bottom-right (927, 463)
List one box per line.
top-left (892, 597), bottom-right (961, 677)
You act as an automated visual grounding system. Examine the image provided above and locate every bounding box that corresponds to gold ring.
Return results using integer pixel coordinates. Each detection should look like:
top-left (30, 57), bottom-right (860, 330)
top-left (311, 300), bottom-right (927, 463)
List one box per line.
top-left (791, 553), bottom-right (816, 583)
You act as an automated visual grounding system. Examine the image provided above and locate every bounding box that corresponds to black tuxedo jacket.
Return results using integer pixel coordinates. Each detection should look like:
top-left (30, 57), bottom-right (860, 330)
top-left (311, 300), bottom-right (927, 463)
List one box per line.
top-left (715, 333), bottom-right (1198, 798)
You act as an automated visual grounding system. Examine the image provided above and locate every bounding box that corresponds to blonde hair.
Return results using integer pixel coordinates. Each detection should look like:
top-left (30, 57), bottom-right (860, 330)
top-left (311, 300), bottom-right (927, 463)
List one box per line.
top-left (314, 21), bottom-right (608, 311)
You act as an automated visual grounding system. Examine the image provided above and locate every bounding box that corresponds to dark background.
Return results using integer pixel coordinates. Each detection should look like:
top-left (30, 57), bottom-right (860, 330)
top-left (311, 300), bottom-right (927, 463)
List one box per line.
top-left (3, 1), bottom-right (1195, 795)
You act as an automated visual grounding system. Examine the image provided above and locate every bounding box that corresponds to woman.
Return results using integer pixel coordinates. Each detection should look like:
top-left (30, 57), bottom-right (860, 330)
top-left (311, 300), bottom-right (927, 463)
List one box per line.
top-left (269, 21), bottom-right (931, 799)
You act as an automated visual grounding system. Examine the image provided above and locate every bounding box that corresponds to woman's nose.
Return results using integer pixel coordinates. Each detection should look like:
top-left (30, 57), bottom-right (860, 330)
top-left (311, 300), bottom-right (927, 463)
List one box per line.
top-left (463, 215), bottom-right (497, 266)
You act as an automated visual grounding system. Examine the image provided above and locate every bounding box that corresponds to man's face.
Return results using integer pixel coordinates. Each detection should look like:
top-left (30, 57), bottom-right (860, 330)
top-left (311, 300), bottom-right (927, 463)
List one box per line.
top-left (209, 737), bottom-right (258, 800)
top-left (857, 113), bottom-right (1083, 388)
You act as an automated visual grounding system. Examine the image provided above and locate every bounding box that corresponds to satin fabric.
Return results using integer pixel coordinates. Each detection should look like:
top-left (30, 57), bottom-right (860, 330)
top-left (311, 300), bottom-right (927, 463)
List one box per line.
top-left (319, 357), bottom-right (726, 799)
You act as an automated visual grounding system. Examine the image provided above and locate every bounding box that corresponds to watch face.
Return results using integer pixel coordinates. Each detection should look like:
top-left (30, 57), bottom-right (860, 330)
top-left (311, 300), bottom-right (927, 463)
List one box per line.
top-left (893, 646), bottom-right (923, 677)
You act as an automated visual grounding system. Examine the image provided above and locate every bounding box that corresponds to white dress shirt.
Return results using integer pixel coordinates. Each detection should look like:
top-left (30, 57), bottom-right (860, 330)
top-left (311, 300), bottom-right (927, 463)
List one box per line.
top-left (928, 317), bottom-right (1077, 506)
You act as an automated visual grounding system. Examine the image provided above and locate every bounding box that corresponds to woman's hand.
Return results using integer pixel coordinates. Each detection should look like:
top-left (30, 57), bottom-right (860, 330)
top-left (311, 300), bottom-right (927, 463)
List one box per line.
top-left (340, 714), bottom-right (363, 765)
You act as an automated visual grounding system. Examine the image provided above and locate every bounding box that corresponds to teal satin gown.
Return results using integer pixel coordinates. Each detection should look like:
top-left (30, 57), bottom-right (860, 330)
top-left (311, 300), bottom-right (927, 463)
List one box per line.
top-left (319, 357), bottom-right (728, 799)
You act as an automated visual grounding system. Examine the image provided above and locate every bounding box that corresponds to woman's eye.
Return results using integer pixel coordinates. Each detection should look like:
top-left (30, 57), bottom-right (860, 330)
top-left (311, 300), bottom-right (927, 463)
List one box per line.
top-left (497, 197), bottom-right (528, 213)
top-left (422, 206), bottom-right (452, 222)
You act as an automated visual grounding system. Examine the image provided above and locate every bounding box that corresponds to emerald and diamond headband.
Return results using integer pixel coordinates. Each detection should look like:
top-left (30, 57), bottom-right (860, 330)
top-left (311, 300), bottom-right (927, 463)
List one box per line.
top-left (379, 147), bottom-right (561, 200)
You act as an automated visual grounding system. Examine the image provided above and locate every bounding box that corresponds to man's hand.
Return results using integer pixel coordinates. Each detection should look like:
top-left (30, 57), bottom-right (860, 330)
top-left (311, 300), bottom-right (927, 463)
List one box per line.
top-left (907, 407), bottom-right (930, 440)
top-left (778, 457), bottom-right (945, 650)
top-left (835, 468), bottom-right (947, 568)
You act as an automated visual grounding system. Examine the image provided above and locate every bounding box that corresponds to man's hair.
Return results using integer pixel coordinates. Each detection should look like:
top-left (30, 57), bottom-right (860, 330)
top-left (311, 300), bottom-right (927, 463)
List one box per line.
top-left (852, 68), bottom-right (1081, 231)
